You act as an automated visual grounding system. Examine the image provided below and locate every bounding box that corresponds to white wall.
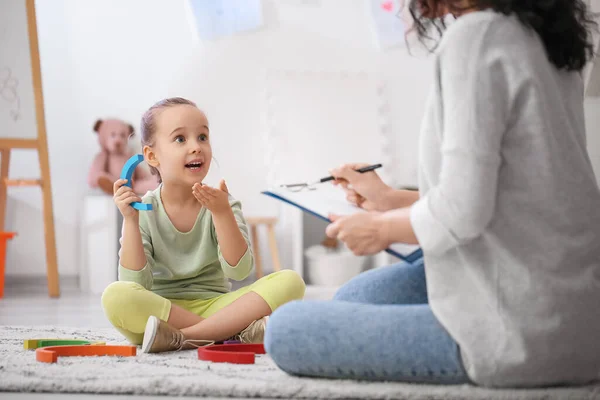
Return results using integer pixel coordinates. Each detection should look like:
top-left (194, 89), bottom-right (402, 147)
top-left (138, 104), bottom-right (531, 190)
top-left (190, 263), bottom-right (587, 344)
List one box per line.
top-left (6, 0), bottom-right (197, 276)
top-left (6, 0), bottom-right (432, 277)
top-left (170, 1), bottom-right (433, 273)
top-left (6, 0), bottom-right (599, 278)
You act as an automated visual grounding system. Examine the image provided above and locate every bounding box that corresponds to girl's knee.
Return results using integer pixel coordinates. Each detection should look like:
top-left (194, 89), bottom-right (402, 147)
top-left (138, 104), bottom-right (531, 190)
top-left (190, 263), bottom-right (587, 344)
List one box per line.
top-left (273, 269), bottom-right (306, 301)
top-left (101, 281), bottom-right (145, 317)
top-left (101, 281), bottom-right (167, 340)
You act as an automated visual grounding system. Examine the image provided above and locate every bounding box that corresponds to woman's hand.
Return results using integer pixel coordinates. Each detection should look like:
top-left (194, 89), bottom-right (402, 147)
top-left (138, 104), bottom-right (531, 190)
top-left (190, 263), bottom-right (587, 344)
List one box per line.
top-left (193, 179), bottom-right (231, 215)
top-left (113, 179), bottom-right (141, 220)
top-left (329, 163), bottom-right (393, 211)
top-left (325, 212), bottom-right (390, 256)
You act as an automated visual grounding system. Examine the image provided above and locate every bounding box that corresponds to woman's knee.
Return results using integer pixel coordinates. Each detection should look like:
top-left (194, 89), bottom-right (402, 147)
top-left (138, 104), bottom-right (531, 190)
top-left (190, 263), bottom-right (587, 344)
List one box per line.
top-left (333, 265), bottom-right (385, 302)
top-left (334, 260), bottom-right (427, 304)
top-left (265, 300), bottom-right (311, 369)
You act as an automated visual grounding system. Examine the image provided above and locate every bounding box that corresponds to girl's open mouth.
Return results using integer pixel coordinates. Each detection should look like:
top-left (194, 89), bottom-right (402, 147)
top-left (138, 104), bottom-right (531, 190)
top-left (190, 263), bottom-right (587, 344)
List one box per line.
top-left (185, 161), bottom-right (203, 170)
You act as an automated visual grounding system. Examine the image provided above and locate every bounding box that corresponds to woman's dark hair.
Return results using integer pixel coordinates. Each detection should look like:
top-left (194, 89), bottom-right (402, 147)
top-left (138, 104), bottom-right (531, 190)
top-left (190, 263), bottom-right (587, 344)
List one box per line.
top-left (408, 0), bottom-right (598, 72)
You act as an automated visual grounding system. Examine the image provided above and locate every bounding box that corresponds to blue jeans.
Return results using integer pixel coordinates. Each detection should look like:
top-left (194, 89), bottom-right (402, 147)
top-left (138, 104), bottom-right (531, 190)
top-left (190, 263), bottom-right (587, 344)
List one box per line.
top-left (264, 258), bottom-right (470, 384)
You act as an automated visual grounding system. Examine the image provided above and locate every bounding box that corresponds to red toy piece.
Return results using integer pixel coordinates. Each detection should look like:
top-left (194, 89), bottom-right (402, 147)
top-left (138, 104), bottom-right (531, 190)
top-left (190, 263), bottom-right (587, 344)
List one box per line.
top-left (36, 345), bottom-right (136, 363)
top-left (198, 343), bottom-right (265, 364)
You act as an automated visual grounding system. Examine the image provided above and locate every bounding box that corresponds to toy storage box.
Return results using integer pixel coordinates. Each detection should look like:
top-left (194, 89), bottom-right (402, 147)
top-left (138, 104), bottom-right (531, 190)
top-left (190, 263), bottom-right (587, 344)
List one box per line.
top-left (79, 193), bottom-right (120, 295)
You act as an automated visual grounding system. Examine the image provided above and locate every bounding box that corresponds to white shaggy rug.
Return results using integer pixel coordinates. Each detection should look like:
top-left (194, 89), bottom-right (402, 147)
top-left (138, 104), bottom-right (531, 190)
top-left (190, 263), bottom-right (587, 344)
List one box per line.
top-left (1, 325), bottom-right (599, 399)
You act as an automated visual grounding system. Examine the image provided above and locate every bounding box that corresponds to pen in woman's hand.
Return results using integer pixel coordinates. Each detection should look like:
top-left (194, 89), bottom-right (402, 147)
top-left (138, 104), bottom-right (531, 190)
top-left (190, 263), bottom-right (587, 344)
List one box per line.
top-left (320, 164), bottom-right (382, 183)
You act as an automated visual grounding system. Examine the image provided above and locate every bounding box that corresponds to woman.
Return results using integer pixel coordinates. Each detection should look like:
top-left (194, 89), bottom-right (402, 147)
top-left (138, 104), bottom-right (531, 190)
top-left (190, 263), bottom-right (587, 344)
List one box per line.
top-left (264, 0), bottom-right (600, 388)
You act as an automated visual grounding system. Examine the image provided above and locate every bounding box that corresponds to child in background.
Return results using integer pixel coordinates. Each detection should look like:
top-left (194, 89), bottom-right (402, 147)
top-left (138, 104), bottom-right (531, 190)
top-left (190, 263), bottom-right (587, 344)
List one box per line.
top-left (101, 97), bottom-right (305, 353)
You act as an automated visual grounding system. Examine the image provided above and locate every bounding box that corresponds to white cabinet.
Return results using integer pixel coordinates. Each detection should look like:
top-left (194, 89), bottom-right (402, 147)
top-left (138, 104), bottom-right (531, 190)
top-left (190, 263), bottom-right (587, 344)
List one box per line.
top-left (78, 193), bottom-right (120, 294)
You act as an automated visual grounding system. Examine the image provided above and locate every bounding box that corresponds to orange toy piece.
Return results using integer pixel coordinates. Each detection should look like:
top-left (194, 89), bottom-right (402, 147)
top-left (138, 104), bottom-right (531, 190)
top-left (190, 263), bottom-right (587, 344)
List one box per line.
top-left (0, 232), bottom-right (17, 298)
top-left (36, 345), bottom-right (136, 363)
top-left (198, 343), bottom-right (265, 364)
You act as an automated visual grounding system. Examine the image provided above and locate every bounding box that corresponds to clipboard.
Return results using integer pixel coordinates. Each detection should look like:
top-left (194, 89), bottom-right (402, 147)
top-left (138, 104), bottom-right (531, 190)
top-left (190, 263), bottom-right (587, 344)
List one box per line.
top-left (261, 184), bottom-right (423, 263)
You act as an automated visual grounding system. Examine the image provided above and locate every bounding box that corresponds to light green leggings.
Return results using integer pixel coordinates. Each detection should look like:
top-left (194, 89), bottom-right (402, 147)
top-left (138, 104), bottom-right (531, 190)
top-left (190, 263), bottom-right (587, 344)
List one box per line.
top-left (101, 269), bottom-right (305, 345)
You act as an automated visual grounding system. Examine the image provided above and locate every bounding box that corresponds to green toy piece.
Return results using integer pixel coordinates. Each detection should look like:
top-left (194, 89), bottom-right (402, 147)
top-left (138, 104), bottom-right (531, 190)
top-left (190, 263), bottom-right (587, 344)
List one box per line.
top-left (38, 340), bottom-right (93, 347)
top-left (24, 339), bottom-right (106, 349)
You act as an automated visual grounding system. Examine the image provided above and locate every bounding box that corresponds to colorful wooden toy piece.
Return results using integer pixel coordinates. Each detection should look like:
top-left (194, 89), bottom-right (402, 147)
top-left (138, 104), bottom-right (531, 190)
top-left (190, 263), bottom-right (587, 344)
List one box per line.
top-left (39, 340), bottom-right (104, 348)
top-left (36, 345), bottom-right (136, 363)
top-left (198, 343), bottom-right (265, 364)
top-left (0, 232), bottom-right (17, 299)
top-left (24, 339), bottom-right (60, 350)
top-left (120, 154), bottom-right (153, 211)
top-left (24, 339), bottom-right (105, 350)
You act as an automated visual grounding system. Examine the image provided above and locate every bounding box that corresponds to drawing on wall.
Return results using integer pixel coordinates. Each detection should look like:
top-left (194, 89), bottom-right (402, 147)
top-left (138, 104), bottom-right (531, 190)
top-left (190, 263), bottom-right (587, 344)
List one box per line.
top-left (370, 0), bottom-right (406, 50)
top-left (187, 0), bottom-right (264, 41)
top-left (0, 67), bottom-right (21, 121)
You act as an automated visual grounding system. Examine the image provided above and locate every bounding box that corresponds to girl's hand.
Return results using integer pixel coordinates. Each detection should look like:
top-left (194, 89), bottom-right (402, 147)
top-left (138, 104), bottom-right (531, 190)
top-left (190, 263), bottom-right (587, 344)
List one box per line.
top-left (193, 179), bottom-right (231, 215)
top-left (329, 163), bottom-right (393, 211)
top-left (325, 212), bottom-right (390, 256)
top-left (113, 179), bottom-right (141, 219)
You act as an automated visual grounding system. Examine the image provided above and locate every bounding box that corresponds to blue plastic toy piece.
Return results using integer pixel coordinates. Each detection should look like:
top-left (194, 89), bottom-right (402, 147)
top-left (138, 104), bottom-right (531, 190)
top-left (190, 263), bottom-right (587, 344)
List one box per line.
top-left (120, 154), bottom-right (153, 211)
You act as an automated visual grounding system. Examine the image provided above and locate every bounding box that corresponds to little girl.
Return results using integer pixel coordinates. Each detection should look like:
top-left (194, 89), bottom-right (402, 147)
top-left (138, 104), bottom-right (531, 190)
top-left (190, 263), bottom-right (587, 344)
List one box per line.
top-left (101, 97), bottom-right (305, 353)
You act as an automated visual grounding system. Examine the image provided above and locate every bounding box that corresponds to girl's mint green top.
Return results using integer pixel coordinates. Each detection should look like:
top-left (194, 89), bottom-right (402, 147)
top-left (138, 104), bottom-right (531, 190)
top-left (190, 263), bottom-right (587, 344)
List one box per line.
top-left (117, 185), bottom-right (254, 300)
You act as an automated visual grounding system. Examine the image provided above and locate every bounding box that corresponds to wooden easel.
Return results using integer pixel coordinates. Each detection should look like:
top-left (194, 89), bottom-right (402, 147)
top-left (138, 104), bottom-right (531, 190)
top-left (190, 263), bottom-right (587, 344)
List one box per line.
top-left (0, 0), bottom-right (59, 297)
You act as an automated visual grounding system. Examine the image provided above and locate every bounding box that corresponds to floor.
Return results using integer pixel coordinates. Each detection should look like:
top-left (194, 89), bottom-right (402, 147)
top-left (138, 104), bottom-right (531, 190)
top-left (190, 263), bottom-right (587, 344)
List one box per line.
top-left (0, 395), bottom-right (253, 400)
top-left (0, 276), bottom-right (338, 399)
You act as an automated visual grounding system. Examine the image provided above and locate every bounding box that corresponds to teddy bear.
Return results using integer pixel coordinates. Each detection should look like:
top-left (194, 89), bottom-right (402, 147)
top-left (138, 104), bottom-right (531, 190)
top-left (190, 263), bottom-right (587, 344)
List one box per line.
top-left (88, 118), bottom-right (158, 196)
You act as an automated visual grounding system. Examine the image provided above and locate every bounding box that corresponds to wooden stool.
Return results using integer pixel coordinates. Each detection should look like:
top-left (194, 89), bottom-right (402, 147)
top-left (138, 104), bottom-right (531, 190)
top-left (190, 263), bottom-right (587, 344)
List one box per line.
top-left (245, 217), bottom-right (282, 279)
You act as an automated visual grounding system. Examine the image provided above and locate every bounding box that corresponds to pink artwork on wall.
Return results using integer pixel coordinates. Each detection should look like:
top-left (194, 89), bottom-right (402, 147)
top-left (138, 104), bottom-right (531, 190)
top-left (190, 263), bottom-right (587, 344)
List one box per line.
top-left (370, 0), bottom-right (407, 50)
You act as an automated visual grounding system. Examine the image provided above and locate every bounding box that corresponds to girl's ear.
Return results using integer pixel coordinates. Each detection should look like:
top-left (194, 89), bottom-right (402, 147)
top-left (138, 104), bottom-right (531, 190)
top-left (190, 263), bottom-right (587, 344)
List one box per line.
top-left (143, 146), bottom-right (159, 168)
